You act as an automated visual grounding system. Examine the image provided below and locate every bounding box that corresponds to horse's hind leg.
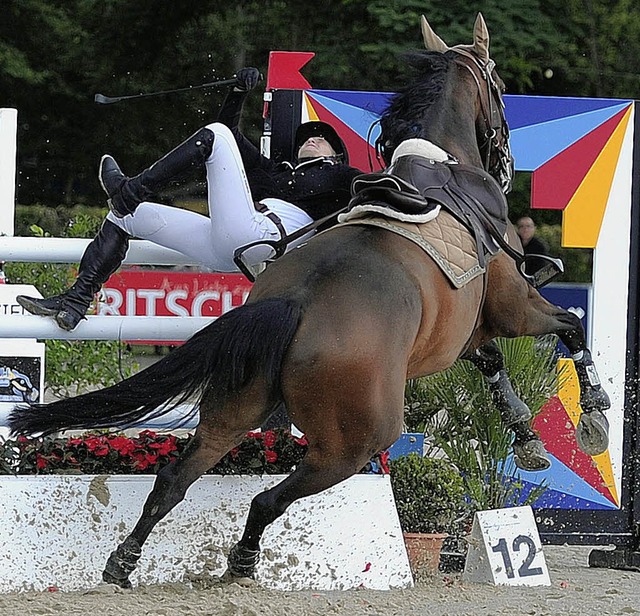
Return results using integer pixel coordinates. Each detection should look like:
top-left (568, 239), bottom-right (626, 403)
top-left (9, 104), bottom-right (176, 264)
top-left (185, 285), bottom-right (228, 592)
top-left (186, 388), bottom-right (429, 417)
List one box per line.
top-left (554, 312), bottom-right (610, 455)
top-left (466, 340), bottom-right (550, 471)
top-left (103, 429), bottom-right (243, 587)
top-left (103, 392), bottom-right (273, 587)
top-left (226, 443), bottom-right (381, 579)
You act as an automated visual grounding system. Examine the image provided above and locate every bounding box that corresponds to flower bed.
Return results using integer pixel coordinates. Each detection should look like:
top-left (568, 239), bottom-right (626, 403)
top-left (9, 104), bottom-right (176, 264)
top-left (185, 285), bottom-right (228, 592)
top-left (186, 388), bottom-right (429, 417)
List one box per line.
top-left (0, 428), bottom-right (390, 476)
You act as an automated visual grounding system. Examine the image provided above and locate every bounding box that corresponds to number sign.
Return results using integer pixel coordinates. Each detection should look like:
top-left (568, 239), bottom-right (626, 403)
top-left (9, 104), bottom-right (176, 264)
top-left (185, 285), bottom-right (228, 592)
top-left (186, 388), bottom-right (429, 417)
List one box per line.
top-left (463, 506), bottom-right (550, 586)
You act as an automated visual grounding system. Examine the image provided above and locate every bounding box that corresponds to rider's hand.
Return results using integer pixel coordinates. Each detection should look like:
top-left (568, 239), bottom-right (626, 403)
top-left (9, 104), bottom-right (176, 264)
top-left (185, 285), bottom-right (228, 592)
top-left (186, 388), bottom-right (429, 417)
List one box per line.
top-left (233, 67), bottom-right (261, 92)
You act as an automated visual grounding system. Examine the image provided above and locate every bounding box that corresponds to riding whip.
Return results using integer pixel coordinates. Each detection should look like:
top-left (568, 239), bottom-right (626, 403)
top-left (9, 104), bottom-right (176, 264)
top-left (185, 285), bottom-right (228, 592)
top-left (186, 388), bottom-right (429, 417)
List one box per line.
top-left (94, 78), bottom-right (238, 105)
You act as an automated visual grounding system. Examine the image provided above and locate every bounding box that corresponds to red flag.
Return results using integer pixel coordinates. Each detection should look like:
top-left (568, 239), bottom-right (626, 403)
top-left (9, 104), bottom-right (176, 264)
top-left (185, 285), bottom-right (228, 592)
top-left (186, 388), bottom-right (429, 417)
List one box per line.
top-left (266, 51), bottom-right (315, 91)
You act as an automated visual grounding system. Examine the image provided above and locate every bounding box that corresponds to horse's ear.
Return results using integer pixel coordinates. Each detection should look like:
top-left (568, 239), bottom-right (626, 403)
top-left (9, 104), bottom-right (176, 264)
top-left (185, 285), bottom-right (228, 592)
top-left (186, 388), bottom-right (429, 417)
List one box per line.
top-left (472, 13), bottom-right (490, 61)
top-left (421, 15), bottom-right (450, 53)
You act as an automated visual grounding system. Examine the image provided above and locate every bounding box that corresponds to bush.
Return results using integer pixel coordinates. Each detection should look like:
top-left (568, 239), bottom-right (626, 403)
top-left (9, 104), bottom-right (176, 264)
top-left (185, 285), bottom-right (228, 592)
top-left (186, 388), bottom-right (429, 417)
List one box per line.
top-left (0, 429), bottom-right (308, 476)
top-left (389, 453), bottom-right (467, 534)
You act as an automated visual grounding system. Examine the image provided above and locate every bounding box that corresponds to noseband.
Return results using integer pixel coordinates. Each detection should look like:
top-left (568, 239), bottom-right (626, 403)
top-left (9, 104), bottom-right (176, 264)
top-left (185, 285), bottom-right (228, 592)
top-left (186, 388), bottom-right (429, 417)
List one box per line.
top-left (452, 49), bottom-right (514, 193)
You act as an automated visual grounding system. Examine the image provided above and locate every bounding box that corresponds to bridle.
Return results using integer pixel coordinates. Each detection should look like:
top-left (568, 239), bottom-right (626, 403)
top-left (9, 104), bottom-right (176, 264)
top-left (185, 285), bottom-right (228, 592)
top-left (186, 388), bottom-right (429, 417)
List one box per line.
top-left (452, 48), bottom-right (514, 193)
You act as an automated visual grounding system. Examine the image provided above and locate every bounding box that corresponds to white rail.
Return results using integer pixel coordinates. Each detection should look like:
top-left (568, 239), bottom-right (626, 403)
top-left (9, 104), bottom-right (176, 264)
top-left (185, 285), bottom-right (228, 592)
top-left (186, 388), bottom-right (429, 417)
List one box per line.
top-left (0, 315), bottom-right (213, 341)
top-left (0, 236), bottom-right (197, 266)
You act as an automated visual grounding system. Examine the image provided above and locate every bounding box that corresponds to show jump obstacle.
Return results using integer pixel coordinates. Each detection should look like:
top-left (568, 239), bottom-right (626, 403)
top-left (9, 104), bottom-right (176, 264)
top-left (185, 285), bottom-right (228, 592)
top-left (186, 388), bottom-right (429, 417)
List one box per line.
top-left (2, 52), bottom-right (640, 568)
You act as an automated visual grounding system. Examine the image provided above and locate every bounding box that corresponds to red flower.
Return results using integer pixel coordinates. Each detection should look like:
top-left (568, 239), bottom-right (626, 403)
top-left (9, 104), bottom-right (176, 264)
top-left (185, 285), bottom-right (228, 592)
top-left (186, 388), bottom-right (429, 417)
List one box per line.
top-left (109, 436), bottom-right (136, 456)
top-left (148, 438), bottom-right (177, 456)
top-left (265, 450), bottom-right (278, 463)
top-left (36, 453), bottom-right (48, 470)
top-left (294, 435), bottom-right (308, 447)
top-left (67, 437), bottom-right (83, 447)
top-left (85, 436), bottom-right (110, 456)
top-left (246, 431), bottom-right (263, 440)
top-left (131, 452), bottom-right (150, 470)
top-left (379, 451), bottom-right (391, 474)
top-left (229, 447), bottom-right (240, 459)
top-left (263, 431), bottom-right (277, 448)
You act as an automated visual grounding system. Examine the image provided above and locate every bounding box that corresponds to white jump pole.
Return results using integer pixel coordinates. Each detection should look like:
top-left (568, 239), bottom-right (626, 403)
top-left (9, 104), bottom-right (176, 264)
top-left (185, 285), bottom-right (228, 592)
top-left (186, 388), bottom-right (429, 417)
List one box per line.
top-left (0, 236), bottom-right (197, 266)
top-left (0, 315), bottom-right (214, 341)
top-left (0, 108), bottom-right (17, 237)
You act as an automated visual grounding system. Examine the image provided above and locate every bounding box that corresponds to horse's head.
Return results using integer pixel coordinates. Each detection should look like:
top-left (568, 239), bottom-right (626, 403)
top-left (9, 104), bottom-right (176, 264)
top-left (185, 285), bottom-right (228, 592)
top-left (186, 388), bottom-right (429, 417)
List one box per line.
top-left (379, 13), bottom-right (514, 193)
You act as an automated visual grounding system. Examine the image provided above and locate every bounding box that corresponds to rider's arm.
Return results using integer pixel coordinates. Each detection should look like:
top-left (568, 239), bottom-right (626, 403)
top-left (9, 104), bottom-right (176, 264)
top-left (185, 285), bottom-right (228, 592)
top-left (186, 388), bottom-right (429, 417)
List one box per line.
top-left (217, 67), bottom-right (272, 171)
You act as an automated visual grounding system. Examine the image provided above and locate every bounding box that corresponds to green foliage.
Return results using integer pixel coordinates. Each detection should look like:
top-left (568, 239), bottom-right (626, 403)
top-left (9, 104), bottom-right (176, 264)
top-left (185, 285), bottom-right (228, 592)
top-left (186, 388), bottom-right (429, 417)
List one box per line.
top-left (389, 453), bottom-right (467, 534)
top-left (4, 1), bottom-right (639, 207)
top-left (4, 215), bottom-right (135, 396)
top-left (404, 337), bottom-right (560, 511)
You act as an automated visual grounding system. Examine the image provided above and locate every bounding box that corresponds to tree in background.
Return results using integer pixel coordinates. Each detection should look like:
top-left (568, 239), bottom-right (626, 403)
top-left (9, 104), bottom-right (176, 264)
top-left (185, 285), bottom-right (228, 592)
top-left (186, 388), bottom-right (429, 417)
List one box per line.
top-left (1, 0), bottom-right (638, 215)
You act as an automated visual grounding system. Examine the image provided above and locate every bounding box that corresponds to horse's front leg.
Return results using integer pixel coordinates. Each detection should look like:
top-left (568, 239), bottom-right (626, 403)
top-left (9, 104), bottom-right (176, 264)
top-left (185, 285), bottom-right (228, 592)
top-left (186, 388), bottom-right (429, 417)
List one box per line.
top-left (465, 340), bottom-right (550, 471)
top-left (556, 313), bottom-right (610, 455)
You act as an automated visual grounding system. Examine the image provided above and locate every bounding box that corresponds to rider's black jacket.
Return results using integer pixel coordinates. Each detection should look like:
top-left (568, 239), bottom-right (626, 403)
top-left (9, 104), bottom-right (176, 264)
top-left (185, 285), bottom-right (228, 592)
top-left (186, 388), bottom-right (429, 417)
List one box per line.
top-left (218, 90), bottom-right (361, 221)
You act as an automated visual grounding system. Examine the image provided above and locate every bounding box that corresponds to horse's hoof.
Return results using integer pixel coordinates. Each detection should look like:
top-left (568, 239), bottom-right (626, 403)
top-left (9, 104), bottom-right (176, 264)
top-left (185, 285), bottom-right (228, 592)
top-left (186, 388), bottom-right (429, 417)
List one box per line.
top-left (227, 543), bottom-right (260, 579)
top-left (102, 570), bottom-right (132, 589)
top-left (576, 410), bottom-right (609, 456)
top-left (513, 439), bottom-right (551, 472)
top-left (220, 569), bottom-right (259, 587)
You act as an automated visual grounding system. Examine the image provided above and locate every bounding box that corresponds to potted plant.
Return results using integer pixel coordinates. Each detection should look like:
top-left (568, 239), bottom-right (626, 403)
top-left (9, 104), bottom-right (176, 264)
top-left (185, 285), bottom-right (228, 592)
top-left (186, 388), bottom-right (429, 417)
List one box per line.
top-left (389, 453), bottom-right (467, 579)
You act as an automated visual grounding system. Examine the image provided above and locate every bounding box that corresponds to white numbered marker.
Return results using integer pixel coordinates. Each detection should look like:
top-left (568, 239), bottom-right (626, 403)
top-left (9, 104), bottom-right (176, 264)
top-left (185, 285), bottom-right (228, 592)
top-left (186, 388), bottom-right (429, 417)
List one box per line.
top-left (463, 505), bottom-right (551, 586)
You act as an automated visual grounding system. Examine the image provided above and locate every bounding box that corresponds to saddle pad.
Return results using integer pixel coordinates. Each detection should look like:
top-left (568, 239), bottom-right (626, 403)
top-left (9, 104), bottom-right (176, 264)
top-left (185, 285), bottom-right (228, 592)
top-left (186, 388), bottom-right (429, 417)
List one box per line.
top-left (341, 210), bottom-right (486, 288)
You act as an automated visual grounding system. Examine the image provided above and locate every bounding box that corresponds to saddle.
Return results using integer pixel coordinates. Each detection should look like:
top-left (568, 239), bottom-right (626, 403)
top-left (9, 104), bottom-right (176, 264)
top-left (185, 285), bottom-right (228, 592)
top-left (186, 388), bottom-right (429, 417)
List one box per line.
top-left (348, 155), bottom-right (509, 267)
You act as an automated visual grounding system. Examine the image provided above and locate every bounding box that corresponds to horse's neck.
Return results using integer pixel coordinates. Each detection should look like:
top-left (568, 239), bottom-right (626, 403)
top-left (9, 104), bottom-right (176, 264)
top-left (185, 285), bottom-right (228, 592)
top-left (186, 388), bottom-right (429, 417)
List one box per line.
top-left (422, 97), bottom-right (483, 168)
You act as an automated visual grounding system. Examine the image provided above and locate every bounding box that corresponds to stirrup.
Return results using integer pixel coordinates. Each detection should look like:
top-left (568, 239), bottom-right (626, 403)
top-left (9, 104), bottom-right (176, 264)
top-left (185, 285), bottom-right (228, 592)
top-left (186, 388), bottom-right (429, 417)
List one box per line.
top-left (233, 238), bottom-right (288, 282)
top-left (518, 254), bottom-right (565, 289)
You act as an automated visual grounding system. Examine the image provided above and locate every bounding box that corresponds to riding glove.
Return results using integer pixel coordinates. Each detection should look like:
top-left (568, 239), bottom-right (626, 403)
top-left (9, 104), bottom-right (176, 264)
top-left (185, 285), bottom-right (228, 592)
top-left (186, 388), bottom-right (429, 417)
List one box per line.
top-left (234, 67), bottom-right (261, 92)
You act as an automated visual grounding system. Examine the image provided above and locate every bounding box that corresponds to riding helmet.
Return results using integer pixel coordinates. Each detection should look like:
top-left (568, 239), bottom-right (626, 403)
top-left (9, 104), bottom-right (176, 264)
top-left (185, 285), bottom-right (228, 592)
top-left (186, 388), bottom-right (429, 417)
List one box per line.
top-left (294, 121), bottom-right (349, 163)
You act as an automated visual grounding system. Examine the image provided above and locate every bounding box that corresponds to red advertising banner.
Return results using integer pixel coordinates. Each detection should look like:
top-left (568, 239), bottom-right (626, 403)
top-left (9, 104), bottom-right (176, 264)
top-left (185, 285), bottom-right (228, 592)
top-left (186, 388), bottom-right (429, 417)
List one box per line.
top-left (100, 269), bottom-right (253, 344)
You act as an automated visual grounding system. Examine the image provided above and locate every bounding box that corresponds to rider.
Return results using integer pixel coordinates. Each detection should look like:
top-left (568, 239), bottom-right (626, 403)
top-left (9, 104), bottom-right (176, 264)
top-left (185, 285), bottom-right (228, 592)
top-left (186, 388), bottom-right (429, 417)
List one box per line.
top-left (17, 67), bottom-right (362, 331)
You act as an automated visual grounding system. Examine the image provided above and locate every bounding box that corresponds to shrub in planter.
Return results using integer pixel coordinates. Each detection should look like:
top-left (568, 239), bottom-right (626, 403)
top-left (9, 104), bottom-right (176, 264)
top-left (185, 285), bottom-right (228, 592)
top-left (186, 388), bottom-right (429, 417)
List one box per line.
top-left (389, 453), bottom-right (467, 535)
top-left (389, 453), bottom-right (467, 579)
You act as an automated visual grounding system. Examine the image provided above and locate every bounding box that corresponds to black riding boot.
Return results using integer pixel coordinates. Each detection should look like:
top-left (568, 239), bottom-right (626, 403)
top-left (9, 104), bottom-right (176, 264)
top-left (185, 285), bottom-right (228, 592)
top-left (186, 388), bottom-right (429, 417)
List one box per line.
top-left (100, 127), bottom-right (215, 218)
top-left (17, 220), bottom-right (130, 331)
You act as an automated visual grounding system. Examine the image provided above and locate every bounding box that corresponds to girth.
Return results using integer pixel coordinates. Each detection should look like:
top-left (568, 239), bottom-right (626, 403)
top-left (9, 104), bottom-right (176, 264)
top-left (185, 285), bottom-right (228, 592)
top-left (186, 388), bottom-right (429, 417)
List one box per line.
top-left (349, 155), bottom-right (509, 267)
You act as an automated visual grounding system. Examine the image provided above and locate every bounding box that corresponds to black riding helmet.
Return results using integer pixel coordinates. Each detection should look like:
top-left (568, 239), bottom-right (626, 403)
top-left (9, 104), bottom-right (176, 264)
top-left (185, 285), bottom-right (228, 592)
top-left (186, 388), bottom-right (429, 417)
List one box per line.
top-left (294, 121), bottom-right (349, 164)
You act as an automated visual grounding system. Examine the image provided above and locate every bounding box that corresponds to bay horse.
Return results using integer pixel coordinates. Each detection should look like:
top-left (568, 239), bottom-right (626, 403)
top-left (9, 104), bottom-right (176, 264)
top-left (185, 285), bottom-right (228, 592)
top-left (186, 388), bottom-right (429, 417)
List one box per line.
top-left (9, 13), bottom-right (610, 587)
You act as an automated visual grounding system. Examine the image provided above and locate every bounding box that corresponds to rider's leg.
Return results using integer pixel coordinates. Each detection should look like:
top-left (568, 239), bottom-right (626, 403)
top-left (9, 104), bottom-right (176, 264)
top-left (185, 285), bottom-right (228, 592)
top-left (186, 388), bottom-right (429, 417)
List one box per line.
top-left (99, 127), bottom-right (215, 218)
top-left (16, 220), bottom-right (130, 330)
top-left (106, 123), bottom-right (312, 272)
top-left (203, 123), bottom-right (312, 271)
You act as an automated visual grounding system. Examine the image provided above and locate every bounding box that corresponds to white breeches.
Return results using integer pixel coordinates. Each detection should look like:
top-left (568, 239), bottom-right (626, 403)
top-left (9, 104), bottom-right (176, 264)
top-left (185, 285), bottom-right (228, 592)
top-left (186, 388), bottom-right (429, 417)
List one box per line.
top-left (106, 123), bottom-right (314, 272)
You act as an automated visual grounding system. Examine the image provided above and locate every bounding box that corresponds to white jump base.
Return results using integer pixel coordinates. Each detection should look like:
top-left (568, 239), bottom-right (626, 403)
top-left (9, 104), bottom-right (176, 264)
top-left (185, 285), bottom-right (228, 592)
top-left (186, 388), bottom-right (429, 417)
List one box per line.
top-left (0, 236), bottom-right (197, 266)
top-left (0, 474), bottom-right (412, 592)
top-left (0, 315), bottom-right (213, 341)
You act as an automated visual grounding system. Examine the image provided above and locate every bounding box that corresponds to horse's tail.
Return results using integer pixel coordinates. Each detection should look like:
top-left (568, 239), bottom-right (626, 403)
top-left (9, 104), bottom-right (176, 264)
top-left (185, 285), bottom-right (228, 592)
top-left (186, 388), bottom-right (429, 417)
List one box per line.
top-left (8, 297), bottom-right (303, 437)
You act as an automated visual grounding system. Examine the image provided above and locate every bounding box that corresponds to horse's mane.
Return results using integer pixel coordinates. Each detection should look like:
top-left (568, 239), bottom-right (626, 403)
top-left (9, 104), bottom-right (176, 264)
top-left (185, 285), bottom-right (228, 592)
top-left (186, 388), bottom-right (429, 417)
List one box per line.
top-left (378, 51), bottom-right (453, 162)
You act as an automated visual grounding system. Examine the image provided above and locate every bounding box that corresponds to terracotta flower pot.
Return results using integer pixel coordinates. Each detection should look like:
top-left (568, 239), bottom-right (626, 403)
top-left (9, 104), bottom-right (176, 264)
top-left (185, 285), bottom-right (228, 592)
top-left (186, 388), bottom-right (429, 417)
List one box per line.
top-left (403, 532), bottom-right (448, 580)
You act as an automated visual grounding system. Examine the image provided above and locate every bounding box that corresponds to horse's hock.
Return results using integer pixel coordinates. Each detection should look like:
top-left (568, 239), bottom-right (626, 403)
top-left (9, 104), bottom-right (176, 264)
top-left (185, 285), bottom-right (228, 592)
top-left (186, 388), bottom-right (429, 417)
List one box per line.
top-left (0, 475), bottom-right (412, 592)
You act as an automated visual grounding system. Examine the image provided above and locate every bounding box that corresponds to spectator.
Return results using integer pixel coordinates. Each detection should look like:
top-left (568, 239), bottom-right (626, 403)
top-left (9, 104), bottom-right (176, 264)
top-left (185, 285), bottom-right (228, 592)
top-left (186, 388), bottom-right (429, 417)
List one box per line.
top-left (516, 216), bottom-right (549, 274)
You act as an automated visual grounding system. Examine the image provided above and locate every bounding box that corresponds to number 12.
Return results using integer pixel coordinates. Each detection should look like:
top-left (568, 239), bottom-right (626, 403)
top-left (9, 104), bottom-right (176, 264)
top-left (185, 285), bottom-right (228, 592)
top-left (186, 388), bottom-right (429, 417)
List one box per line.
top-left (491, 535), bottom-right (543, 578)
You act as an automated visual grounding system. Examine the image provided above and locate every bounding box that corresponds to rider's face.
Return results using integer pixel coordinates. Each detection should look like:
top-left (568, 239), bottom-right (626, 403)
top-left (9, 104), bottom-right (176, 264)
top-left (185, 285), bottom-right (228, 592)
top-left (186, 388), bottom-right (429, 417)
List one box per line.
top-left (297, 136), bottom-right (337, 159)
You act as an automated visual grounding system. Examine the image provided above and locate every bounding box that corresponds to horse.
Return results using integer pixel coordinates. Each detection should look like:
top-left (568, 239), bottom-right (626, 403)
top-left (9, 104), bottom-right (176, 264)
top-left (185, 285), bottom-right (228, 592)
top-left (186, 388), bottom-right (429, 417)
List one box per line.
top-left (8, 13), bottom-right (610, 587)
